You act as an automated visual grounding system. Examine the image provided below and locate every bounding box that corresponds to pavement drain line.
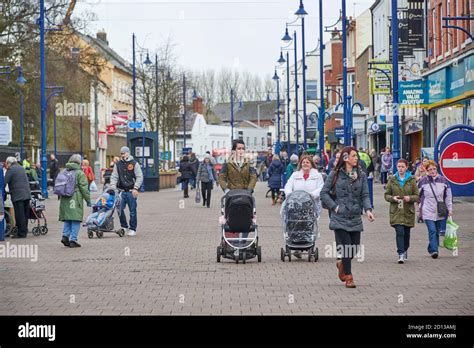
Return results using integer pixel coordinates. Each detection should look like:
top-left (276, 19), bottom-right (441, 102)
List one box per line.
top-left (72, 258), bottom-right (112, 262)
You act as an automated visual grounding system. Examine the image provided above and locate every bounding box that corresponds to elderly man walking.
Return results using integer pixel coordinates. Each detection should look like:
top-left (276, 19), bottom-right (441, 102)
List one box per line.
top-left (110, 146), bottom-right (143, 236)
top-left (4, 157), bottom-right (31, 238)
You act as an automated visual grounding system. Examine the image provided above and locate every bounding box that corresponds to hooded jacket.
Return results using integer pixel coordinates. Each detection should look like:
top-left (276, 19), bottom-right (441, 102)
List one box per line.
top-left (384, 172), bottom-right (419, 227)
top-left (59, 162), bottom-right (91, 222)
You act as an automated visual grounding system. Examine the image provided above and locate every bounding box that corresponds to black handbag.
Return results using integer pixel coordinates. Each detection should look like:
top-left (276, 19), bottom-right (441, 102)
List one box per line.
top-left (428, 182), bottom-right (448, 218)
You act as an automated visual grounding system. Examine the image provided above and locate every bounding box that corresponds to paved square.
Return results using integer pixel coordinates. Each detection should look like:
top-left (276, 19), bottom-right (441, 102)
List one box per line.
top-left (0, 182), bottom-right (473, 315)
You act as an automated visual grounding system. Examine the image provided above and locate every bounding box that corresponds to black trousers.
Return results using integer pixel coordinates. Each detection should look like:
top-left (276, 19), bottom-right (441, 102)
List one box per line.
top-left (182, 178), bottom-right (189, 197)
top-left (13, 199), bottom-right (31, 237)
top-left (334, 229), bottom-right (361, 275)
top-left (201, 181), bottom-right (212, 207)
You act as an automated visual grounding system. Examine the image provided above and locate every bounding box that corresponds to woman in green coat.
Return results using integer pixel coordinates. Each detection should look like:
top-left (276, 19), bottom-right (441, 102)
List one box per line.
top-left (384, 159), bottom-right (419, 264)
top-left (59, 154), bottom-right (91, 248)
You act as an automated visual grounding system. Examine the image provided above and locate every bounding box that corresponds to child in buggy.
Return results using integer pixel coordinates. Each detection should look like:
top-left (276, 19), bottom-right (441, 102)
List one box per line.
top-left (84, 188), bottom-right (125, 238)
top-left (217, 189), bottom-right (261, 264)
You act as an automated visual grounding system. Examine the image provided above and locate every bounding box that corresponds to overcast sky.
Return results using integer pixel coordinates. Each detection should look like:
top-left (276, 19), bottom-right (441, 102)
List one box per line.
top-left (76, 0), bottom-right (376, 77)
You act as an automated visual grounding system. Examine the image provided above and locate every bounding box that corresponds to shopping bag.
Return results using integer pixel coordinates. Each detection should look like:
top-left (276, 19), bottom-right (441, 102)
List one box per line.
top-left (443, 218), bottom-right (459, 250)
top-left (195, 188), bottom-right (201, 204)
top-left (90, 181), bottom-right (98, 192)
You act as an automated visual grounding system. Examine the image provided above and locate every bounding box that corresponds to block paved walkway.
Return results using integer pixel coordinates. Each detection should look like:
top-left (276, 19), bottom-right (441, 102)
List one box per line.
top-left (0, 181), bottom-right (473, 315)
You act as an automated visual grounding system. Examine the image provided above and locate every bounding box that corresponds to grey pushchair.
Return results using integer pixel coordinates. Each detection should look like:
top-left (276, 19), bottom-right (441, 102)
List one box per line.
top-left (84, 189), bottom-right (125, 238)
top-left (280, 190), bottom-right (319, 262)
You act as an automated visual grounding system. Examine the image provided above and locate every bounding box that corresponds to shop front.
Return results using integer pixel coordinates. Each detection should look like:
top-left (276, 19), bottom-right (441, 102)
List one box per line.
top-left (425, 53), bottom-right (474, 147)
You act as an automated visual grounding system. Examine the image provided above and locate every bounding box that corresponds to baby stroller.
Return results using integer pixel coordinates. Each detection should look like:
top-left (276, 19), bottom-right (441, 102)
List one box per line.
top-left (29, 181), bottom-right (48, 237)
top-left (280, 190), bottom-right (319, 262)
top-left (217, 189), bottom-right (261, 264)
top-left (84, 189), bottom-right (125, 238)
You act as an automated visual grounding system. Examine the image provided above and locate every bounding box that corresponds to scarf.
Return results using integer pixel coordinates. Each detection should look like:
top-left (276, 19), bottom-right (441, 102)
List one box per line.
top-left (206, 164), bottom-right (215, 182)
top-left (346, 167), bottom-right (358, 181)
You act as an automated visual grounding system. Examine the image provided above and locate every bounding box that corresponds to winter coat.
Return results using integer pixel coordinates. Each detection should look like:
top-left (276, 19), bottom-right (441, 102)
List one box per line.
top-left (179, 161), bottom-right (195, 179)
top-left (384, 172), bottom-right (419, 227)
top-left (286, 163), bottom-right (297, 181)
top-left (218, 161), bottom-right (257, 191)
top-left (418, 174), bottom-right (453, 221)
top-left (284, 168), bottom-right (324, 200)
top-left (50, 159), bottom-right (60, 179)
top-left (4, 163), bottom-right (31, 202)
top-left (59, 162), bottom-right (91, 222)
top-left (267, 160), bottom-right (284, 189)
top-left (189, 157), bottom-right (199, 176)
top-left (320, 169), bottom-right (372, 232)
top-left (196, 162), bottom-right (217, 185)
top-left (381, 153), bottom-right (393, 173)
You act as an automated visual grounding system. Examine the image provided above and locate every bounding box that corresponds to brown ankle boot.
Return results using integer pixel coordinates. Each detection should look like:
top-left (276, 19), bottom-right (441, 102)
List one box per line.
top-left (345, 274), bottom-right (356, 288)
top-left (336, 260), bottom-right (346, 282)
top-left (272, 198), bottom-right (276, 205)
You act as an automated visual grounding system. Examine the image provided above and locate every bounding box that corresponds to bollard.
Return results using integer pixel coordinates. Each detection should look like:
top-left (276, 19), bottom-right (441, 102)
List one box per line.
top-left (367, 176), bottom-right (374, 209)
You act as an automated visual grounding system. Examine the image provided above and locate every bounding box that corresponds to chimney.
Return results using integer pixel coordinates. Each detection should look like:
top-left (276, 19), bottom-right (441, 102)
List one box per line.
top-left (192, 97), bottom-right (203, 114)
top-left (96, 30), bottom-right (108, 45)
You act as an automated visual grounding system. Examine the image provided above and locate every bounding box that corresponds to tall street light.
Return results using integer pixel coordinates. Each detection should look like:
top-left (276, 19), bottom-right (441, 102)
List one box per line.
top-left (272, 70), bottom-right (281, 151)
top-left (277, 50), bottom-right (292, 155)
top-left (182, 73), bottom-right (187, 150)
top-left (295, 0), bottom-right (308, 150)
top-left (318, 0), bottom-right (326, 162)
top-left (391, 0), bottom-right (400, 171)
top-left (341, 0), bottom-right (350, 146)
top-left (1, 66), bottom-right (27, 160)
top-left (39, 0), bottom-right (48, 198)
top-left (132, 33), bottom-right (137, 132)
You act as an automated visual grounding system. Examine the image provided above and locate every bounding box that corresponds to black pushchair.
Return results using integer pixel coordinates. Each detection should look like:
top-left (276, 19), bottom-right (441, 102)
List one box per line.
top-left (217, 189), bottom-right (261, 264)
top-left (280, 190), bottom-right (319, 262)
top-left (29, 181), bottom-right (48, 236)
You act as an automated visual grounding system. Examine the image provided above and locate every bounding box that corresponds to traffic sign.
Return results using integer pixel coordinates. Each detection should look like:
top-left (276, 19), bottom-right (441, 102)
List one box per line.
top-left (435, 125), bottom-right (474, 197)
top-left (106, 125), bottom-right (116, 134)
top-left (128, 121), bottom-right (143, 129)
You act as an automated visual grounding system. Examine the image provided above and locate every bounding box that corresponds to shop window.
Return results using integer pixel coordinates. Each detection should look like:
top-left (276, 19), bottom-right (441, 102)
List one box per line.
top-left (467, 99), bottom-right (474, 126)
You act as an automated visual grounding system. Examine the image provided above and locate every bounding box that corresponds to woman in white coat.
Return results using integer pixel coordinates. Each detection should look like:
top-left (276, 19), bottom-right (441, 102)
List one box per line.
top-left (283, 155), bottom-right (324, 257)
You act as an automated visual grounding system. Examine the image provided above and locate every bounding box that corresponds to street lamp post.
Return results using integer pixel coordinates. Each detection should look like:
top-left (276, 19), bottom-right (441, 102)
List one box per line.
top-left (1, 66), bottom-right (27, 160)
top-left (155, 54), bottom-right (160, 191)
top-left (39, 0), bottom-right (48, 198)
top-left (318, 0), bottom-right (326, 162)
top-left (272, 70), bottom-right (281, 148)
top-left (391, 0), bottom-right (400, 170)
top-left (293, 31), bottom-right (300, 153)
top-left (341, 0), bottom-right (350, 146)
top-left (230, 88), bottom-right (234, 143)
top-left (295, 0), bottom-right (308, 150)
top-left (132, 33), bottom-right (137, 131)
top-left (182, 73), bottom-right (187, 150)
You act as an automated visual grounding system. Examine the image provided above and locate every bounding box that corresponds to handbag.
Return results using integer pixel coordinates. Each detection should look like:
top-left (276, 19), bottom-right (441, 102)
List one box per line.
top-left (428, 181), bottom-right (447, 218)
top-left (195, 185), bottom-right (201, 203)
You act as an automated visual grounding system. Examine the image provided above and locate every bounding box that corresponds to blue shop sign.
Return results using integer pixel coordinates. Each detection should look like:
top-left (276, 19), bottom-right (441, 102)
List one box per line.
top-left (399, 80), bottom-right (427, 107)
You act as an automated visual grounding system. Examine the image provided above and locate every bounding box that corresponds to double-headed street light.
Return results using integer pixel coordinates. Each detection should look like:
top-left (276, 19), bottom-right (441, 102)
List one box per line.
top-left (272, 70), bottom-right (281, 152)
top-left (276, 48), bottom-right (292, 155)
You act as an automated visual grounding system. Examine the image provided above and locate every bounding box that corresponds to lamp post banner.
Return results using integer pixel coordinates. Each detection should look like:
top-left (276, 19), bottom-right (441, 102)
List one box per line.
top-left (369, 62), bottom-right (392, 95)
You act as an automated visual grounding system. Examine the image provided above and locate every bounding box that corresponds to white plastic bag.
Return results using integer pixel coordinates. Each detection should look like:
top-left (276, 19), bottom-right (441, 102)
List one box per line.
top-left (90, 181), bottom-right (98, 192)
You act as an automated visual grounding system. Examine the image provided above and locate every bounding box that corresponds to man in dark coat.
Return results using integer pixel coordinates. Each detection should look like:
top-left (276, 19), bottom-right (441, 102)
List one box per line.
top-left (4, 157), bottom-right (31, 238)
top-left (49, 154), bottom-right (60, 187)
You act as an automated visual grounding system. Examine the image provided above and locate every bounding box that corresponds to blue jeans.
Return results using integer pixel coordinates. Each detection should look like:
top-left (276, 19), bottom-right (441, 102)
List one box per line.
top-left (119, 192), bottom-right (138, 231)
top-left (394, 224), bottom-right (411, 255)
top-left (425, 219), bottom-right (443, 254)
top-left (63, 221), bottom-right (81, 242)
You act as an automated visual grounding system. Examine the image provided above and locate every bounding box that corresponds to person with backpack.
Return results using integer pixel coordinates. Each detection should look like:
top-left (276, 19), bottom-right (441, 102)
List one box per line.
top-left (3, 157), bottom-right (31, 238)
top-left (110, 146), bottom-right (144, 237)
top-left (56, 154), bottom-right (91, 248)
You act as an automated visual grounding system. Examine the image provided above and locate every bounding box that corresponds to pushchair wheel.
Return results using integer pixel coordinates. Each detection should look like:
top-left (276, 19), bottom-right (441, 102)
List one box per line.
top-left (280, 248), bottom-right (285, 262)
top-left (87, 231), bottom-right (94, 239)
top-left (118, 228), bottom-right (125, 237)
top-left (234, 252), bottom-right (239, 264)
top-left (257, 246), bottom-right (262, 262)
top-left (285, 246), bottom-right (291, 262)
top-left (96, 231), bottom-right (104, 239)
top-left (40, 226), bottom-right (48, 235)
top-left (216, 247), bottom-right (221, 263)
top-left (32, 226), bottom-right (41, 236)
top-left (242, 251), bottom-right (246, 264)
top-left (314, 247), bottom-right (319, 262)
